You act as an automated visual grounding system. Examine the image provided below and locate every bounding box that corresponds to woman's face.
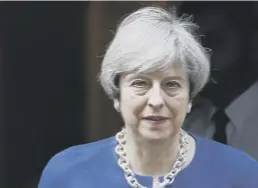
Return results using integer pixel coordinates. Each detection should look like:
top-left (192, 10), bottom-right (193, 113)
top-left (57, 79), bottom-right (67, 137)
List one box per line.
top-left (116, 64), bottom-right (190, 142)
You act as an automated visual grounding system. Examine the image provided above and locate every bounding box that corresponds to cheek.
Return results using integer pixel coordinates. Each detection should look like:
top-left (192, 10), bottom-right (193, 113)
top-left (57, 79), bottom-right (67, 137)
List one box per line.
top-left (120, 90), bottom-right (146, 120)
top-left (167, 94), bottom-right (189, 118)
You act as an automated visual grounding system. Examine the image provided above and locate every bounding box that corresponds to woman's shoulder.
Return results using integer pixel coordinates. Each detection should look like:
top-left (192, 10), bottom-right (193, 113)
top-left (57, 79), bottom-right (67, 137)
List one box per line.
top-left (38, 136), bottom-right (116, 188)
top-left (193, 134), bottom-right (258, 187)
top-left (195, 135), bottom-right (257, 162)
top-left (53, 136), bottom-right (115, 161)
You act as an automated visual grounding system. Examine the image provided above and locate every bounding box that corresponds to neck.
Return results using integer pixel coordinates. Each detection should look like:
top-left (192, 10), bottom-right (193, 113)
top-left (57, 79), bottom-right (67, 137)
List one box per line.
top-left (124, 128), bottom-right (181, 177)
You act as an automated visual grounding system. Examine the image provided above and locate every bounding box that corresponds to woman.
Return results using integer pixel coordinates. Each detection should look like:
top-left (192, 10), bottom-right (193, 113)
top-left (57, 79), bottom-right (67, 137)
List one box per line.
top-left (38, 6), bottom-right (258, 188)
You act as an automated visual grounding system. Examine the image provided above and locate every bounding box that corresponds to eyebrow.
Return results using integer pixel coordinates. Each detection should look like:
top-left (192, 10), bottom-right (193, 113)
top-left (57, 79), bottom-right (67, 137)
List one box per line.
top-left (125, 74), bottom-right (148, 80)
top-left (165, 76), bottom-right (186, 81)
top-left (125, 74), bottom-right (186, 82)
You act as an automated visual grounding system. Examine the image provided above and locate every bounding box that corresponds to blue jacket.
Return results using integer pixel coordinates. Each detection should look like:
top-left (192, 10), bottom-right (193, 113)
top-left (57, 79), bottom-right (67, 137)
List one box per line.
top-left (38, 135), bottom-right (258, 188)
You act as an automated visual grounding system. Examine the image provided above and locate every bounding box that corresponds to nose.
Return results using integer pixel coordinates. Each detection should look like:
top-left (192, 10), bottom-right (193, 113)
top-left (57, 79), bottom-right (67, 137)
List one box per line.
top-left (147, 83), bottom-right (164, 110)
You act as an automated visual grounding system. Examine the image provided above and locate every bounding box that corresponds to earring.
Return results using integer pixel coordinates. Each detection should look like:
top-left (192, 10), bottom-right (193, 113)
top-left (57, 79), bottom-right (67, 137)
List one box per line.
top-left (187, 103), bottom-right (192, 113)
top-left (114, 100), bottom-right (120, 112)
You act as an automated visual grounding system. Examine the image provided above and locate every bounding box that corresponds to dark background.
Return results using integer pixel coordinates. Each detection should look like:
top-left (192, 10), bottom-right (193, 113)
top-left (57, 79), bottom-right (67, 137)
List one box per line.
top-left (1, 2), bottom-right (86, 188)
top-left (0, 1), bottom-right (257, 188)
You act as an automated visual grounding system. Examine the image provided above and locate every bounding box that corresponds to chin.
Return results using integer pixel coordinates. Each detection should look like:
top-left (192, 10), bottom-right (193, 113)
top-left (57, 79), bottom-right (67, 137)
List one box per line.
top-left (138, 124), bottom-right (175, 142)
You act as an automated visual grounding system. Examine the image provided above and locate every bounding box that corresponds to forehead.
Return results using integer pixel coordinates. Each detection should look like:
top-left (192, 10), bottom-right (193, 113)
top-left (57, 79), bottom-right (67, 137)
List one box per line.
top-left (123, 64), bottom-right (188, 80)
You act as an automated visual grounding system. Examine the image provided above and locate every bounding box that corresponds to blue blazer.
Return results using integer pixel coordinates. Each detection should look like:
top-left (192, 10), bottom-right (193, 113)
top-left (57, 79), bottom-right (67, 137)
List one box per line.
top-left (38, 135), bottom-right (258, 188)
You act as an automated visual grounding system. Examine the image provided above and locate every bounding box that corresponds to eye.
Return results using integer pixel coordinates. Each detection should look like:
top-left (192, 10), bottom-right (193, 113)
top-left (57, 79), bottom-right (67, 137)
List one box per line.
top-left (131, 79), bottom-right (148, 88)
top-left (165, 81), bottom-right (180, 89)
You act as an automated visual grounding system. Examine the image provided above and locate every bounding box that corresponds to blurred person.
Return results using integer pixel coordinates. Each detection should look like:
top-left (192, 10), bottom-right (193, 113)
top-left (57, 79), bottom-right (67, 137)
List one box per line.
top-left (181, 2), bottom-right (258, 160)
top-left (38, 6), bottom-right (258, 188)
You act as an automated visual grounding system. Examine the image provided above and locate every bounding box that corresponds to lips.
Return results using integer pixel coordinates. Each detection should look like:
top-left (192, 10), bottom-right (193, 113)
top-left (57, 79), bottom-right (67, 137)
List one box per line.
top-left (142, 116), bottom-right (169, 121)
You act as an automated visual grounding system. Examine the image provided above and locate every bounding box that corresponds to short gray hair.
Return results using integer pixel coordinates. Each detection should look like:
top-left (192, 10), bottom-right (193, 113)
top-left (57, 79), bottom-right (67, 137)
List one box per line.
top-left (99, 6), bottom-right (210, 99)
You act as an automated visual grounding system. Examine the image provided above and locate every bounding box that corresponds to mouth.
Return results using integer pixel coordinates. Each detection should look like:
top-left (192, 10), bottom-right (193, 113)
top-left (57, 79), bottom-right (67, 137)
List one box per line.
top-left (142, 115), bottom-right (169, 123)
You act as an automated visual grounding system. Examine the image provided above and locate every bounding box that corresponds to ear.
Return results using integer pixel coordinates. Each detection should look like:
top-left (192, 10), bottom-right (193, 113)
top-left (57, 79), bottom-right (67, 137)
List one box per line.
top-left (187, 102), bottom-right (192, 113)
top-left (113, 99), bottom-right (120, 112)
